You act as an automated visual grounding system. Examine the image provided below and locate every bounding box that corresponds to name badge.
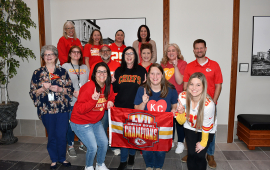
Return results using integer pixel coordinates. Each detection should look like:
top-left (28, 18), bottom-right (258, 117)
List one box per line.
top-left (48, 93), bottom-right (54, 101)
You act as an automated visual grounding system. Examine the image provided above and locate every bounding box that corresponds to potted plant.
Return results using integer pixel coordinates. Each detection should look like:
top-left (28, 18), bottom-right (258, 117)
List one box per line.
top-left (0, 0), bottom-right (36, 145)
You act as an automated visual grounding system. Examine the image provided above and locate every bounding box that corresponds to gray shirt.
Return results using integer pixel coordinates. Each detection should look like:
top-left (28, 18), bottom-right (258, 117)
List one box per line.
top-left (62, 63), bottom-right (89, 106)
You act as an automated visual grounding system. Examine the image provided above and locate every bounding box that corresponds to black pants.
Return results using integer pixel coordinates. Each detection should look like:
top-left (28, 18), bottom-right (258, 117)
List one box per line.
top-left (184, 128), bottom-right (214, 170)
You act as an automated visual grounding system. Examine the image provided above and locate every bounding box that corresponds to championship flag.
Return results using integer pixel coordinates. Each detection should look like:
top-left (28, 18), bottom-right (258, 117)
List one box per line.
top-left (109, 107), bottom-right (173, 151)
top-left (49, 73), bottom-right (60, 80)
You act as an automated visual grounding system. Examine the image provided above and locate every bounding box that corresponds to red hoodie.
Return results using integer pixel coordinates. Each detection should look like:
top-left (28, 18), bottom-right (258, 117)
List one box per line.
top-left (71, 80), bottom-right (115, 124)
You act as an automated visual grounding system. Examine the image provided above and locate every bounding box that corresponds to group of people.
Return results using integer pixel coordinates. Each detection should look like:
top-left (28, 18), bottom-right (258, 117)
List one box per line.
top-left (29, 21), bottom-right (223, 170)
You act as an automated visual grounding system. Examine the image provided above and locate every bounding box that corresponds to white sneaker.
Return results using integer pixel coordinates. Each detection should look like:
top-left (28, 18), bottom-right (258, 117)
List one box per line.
top-left (172, 141), bottom-right (175, 147)
top-left (96, 163), bottom-right (109, 170)
top-left (175, 142), bottom-right (184, 154)
top-left (85, 166), bottom-right (94, 170)
top-left (112, 149), bottom-right (120, 156)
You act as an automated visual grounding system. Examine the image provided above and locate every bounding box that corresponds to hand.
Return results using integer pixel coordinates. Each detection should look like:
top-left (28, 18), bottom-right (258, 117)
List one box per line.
top-left (92, 87), bottom-right (100, 100)
top-left (195, 142), bottom-right (205, 153)
top-left (107, 101), bottom-right (114, 109)
top-left (172, 57), bottom-right (178, 68)
top-left (111, 72), bottom-right (116, 83)
top-left (73, 91), bottom-right (79, 98)
top-left (42, 82), bottom-right (51, 90)
top-left (177, 99), bottom-right (185, 114)
top-left (171, 108), bottom-right (177, 117)
top-left (143, 74), bottom-right (147, 83)
top-left (49, 85), bottom-right (61, 93)
top-left (142, 88), bottom-right (149, 104)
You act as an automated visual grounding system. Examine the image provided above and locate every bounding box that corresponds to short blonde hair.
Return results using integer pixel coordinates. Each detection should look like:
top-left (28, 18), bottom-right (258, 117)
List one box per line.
top-left (161, 43), bottom-right (184, 66)
top-left (63, 21), bottom-right (77, 40)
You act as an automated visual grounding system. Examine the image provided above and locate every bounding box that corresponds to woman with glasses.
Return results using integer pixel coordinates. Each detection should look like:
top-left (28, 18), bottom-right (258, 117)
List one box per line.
top-left (113, 47), bottom-right (147, 170)
top-left (84, 29), bottom-right (103, 71)
top-left (62, 46), bottom-right (90, 157)
top-left (29, 45), bottom-right (74, 169)
top-left (57, 21), bottom-right (83, 65)
top-left (109, 29), bottom-right (126, 64)
top-left (132, 25), bottom-right (157, 63)
top-left (70, 62), bottom-right (115, 170)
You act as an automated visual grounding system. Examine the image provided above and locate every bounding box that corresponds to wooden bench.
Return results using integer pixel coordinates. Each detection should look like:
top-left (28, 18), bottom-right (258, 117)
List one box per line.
top-left (237, 114), bottom-right (270, 150)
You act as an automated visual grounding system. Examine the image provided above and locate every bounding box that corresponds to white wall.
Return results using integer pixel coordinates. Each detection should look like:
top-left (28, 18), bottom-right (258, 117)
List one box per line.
top-left (50, 0), bottom-right (163, 62)
top-left (9, 0), bottom-right (41, 119)
top-left (170, 0), bottom-right (233, 124)
top-left (235, 0), bottom-right (270, 117)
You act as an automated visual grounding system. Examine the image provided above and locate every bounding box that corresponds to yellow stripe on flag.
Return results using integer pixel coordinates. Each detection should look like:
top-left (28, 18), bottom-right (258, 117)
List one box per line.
top-left (159, 130), bottom-right (173, 135)
top-left (111, 124), bottom-right (123, 131)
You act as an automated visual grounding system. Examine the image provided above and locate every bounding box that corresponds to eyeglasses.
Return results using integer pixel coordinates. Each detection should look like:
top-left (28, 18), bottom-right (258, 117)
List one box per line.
top-left (100, 50), bottom-right (111, 53)
top-left (97, 70), bottom-right (107, 75)
top-left (71, 51), bottom-right (80, 54)
top-left (125, 52), bottom-right (134, 56)
top-left (66, 27), bottom-right (75, 30)
top-left (44, 53), bottom-right (55, 57)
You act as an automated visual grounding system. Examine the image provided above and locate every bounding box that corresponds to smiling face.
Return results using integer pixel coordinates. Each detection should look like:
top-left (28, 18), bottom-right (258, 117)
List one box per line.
top-left (141, 49), bottom-right (152, 62)
top-left (92, 30), bottom-right (101, 45)
top-left (44, 50), bottom-right (57, 65)
top-left (95, 66), bottom-right (107, 86)
top-left (115, 31), bottom-right (124, 44)
top-left (70, 47), bottom-right (81, 61)
top-left (149, 67), bottom-right (162, 86)
top-left (167, 46), bottom-right (178, 61)
top-left (65, 23), bottom-right (75, 37)
top-left (188, 78), bottom-right (203, 99)
top-left (124, 49), bottom-right (135, 65)
top-left (193, 43), bottom-right (207, 59)
top-left (140, 27), bottom-right (148, 40)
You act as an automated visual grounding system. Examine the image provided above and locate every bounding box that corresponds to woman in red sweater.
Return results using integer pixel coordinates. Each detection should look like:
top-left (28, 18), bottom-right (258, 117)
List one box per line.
top-left (70, 62), bottom-right (115, 170)
top-left (57, 21), bottom-right (83, 65)
top-left (84, 29), bottom-right (103, 71)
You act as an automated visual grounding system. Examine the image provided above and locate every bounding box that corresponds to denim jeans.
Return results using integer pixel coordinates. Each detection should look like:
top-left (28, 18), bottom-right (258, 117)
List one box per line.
top-left (66, 106), bottom-right (81, 146)
top-left (70, 121), bottom-right (108, 167)
top-left (120, 148), bottom-right (136, 162)
top-left (41, 112), bottom-right (69, 163)
top-left (142, 151), bottom-right (166, 168)
top-left (207, 105), bottom-right (217, 155)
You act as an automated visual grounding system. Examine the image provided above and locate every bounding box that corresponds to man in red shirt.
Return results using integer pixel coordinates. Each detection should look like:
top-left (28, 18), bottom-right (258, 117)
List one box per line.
top-left (182, 39), bottom-right (223, 169)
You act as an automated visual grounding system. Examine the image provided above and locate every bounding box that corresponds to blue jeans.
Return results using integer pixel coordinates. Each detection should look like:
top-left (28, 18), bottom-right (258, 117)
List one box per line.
top-left (66, 106), bottom-right (81, 146)
top-left (41, 112), bottom-right (69, 163)
top-left (70, 121), bottom-right (108, 167)
top-left (207, 105), bottom-right (217, 155)
top-left (120, 148), bottom-right (136, 162)
top-left (142, 151), bottom-right (166, 168)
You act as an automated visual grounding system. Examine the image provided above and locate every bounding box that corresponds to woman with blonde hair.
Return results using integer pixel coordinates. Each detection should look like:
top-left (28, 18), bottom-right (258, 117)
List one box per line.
top-left (176, 72), bottom-right (216, 170)
top-left (57, 21), bottom-right (83, 65)
top-left (84, 29), bottom-right (103, 71)
top-left (160, 43), bottom-right (187, 153)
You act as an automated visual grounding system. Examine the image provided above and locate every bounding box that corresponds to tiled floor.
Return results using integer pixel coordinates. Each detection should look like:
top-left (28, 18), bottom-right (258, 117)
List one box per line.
top-left (1, 125), bottom-right (270, 170)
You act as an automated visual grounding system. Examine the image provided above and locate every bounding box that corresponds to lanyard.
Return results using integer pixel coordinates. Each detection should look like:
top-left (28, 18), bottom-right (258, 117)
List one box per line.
top-left (70, 63), bottom-right (80, 88)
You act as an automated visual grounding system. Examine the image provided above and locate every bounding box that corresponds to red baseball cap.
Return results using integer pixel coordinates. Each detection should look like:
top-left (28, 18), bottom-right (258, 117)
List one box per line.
top-left (99, 44), bottom-right (111, 51)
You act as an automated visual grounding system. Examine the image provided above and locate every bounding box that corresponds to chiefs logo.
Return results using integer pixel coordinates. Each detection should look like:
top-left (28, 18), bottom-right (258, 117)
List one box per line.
top-left (135, 138), bottom-right (146, 145)
top-left (206, 68), bottom-right (212, 72)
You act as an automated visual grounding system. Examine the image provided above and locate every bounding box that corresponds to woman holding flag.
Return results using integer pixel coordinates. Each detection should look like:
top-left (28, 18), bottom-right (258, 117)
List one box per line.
top-left (134, 63), bottom-right (178, 170)
top-left (29, 45), bottom-right (74, 169)
top-left (176, 72), bottom-right (216, 170)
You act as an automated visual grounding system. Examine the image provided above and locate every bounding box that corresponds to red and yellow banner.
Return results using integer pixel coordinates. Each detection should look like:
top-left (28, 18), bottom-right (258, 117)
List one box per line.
top-left (109, 107), bottom-right (173, 151)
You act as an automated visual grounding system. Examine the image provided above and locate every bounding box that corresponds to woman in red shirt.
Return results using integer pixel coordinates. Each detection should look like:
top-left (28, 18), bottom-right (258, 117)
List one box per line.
top-left (110, 29), bottom-right (126, 64)
top-left (84, 29), bottom-right (103, 71)
top-left (70, 62), bottom-right (115, 170)
top-left (138, 43), bottom-right (153, 72)
top-left (161, 43), bottom-right (187, 154)
top-left (57, 21), bottom-right (83, 65)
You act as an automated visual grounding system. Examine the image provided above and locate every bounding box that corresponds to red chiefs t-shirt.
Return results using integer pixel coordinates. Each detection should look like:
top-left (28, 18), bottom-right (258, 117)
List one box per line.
top-left (89, 60), bottom-right (121, 80)
top-left (109, 43), bottom-right (126, 63)
top-left (83, 44), bottom-right (103, 67)
top-left (161, 59), bottom-right (187, 94)
top-left (183, 57), bottom-right (223, 99)
top-left (139, 62), bottom-right (152, 72)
